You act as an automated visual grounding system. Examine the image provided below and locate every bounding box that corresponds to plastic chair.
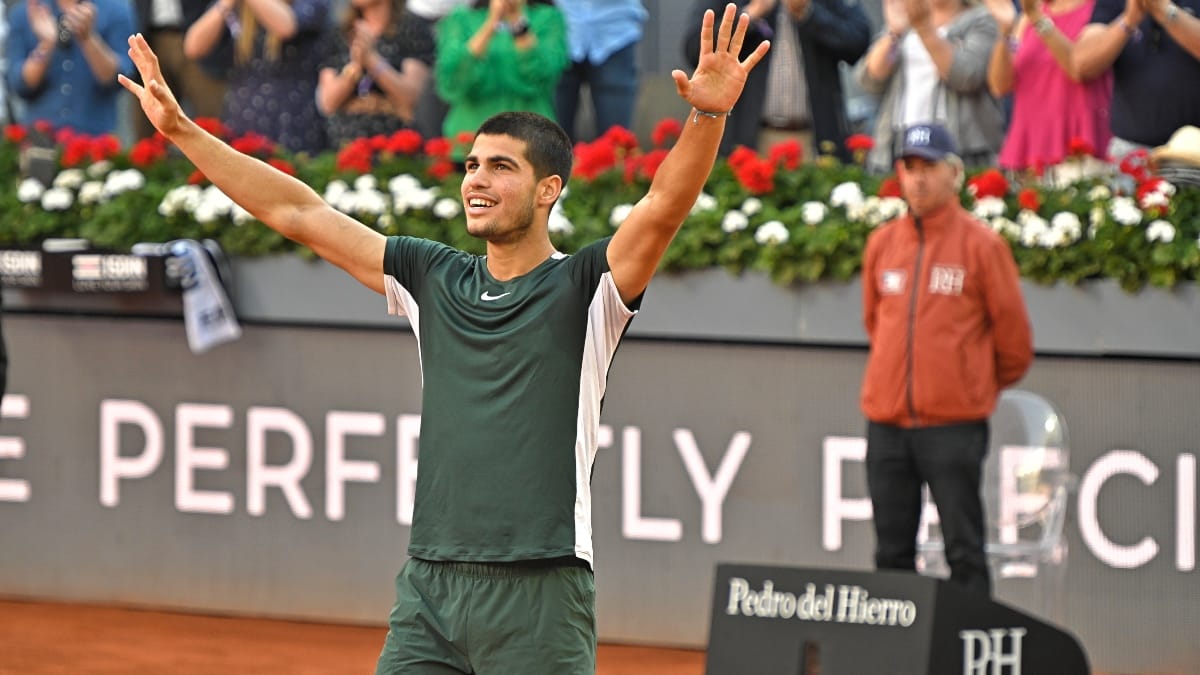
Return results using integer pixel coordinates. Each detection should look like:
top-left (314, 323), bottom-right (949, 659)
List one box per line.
top-left (915, 389), bottom-right (1074, 622)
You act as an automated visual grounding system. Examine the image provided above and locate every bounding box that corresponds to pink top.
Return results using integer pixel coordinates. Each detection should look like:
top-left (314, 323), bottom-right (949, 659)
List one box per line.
top-left (998, 0), bottom-right (1114, 170)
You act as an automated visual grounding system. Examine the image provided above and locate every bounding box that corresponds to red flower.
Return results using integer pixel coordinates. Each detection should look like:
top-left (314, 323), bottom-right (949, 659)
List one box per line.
top-left (33, 119), bottom-right (53, 135)
top-left (428, 158), bottom-right (455, 181)
top-left (1066, 137), bottom-right (1094, 157)
top-left (455, 131), bottom-right (476, 147)
top-left (636, 149), bottom-right (669, 182)
top-left (727, 145), bottom-right (759, 170)
top-left (877, 176), bottom-right (901, 198)
top-left (424, 138), bottom-right (452, 158)
top-left (385, 129), bottom-right (423, 155)
top-left (4, 124), bottom-right (27, 143)
top-left (600, 125), bottom-right (639, 152)
top-left (61, 137), bottom-right (91, 167)
top-left (1136, 177), bottom-right (1171, 217)
top-left (230, 132), bottom-right (275, 157)
top-left (1018, 187), bottom-right (1041, 211)
top-left (767, 139), bottom-right (803, 170)
top-left (1118, 149), bottom-right (1152, 183)
top-left (267, 158), bottom-right (296, 176)
top-left (335, 139), bottom-right (374, 173)
top-left (194, 117), bottom-right (228, 138)
top-left (187, 169), bottom-right (208, 185)
top-left (55, 128), bottom-right (76, 146)
top-left (573, 138), bottom-right (618, 180)
top-left (90, 134), bottom-right (121, 162)
top-left (129, 137), bottom-right (168, 167)
top-left (650, 118), bottom-right (682, 148)
top-left (966, 168), bottom-right (1009, 199)
top-left (733, 156), bottom-right (776, 195)
top-left (845, 133), bottom-right (875, 153)
top-left (367, 134), bottom-right (389, 152)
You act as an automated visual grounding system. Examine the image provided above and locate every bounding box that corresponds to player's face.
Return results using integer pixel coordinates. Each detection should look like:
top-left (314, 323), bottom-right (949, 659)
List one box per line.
top-left (460, 134), bottom-right (539, 244)
top-left (896, 156), bottom-right (959, 217)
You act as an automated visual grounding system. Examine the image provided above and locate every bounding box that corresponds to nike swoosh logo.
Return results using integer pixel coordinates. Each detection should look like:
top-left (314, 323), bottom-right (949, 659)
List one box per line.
top-left (480, 291), bottom-right (511, 301)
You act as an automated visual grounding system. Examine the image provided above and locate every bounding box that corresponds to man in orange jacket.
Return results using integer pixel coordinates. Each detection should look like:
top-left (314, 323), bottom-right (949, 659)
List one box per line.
top-left (860, 121), bottom-right (1033, 596)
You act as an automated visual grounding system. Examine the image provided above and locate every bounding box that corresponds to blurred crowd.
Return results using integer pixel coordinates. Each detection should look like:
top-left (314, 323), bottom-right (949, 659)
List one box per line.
top-left (1, 0), bottom-right (1198, 179)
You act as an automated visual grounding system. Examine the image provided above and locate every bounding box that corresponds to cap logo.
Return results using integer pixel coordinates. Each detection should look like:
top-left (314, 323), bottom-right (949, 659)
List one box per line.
top-left (906, 126), bottom-right (931, 147)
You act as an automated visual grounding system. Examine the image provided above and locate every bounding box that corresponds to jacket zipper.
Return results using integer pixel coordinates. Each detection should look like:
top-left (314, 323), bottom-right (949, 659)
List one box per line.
top-left (906, 221), bottom-right (924, 425)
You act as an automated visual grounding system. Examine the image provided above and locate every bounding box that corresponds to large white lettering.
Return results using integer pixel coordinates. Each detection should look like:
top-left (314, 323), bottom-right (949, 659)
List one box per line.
top-left (175, 403), bottom-right (234, 514)
top-left (100, 399), bottom-right (164, 507)
top-left (674, 429), bottom-right (751, 544)
top-left (822, 436), bottom-right (871, 551)
top-left (246, 406), bottom-right (313, 519)
top-left (1078, 450), bottom-right (1159, 569)
top-left (0, 394), bottom-right (31, 502)
top-left (324, 411), bottom-right (384, 521)
top-left (395, 414), bottom-right (421, 526)
top-left (621, 426), bottom-right (682, 541)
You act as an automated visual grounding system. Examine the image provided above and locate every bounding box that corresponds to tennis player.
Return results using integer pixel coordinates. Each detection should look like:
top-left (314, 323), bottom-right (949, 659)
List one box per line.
top-left (120, 4), bottom-right (768, 673)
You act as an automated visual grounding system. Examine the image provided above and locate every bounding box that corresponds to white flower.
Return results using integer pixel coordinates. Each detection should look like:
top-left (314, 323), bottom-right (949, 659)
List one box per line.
top-left (405, 187), bottom-right (438, 211)
top-left (801, 201), bottom-right (828, 225)
top-left (829, 182), bottom-right (864, 210)
top-left (324, 180), bottom-right (350, 204)
top-left (1049, 212), bottom-right (1083, 243)
top-left (102, 169), bottom-right (146, 199)
top-left (17, 178), bottom-right (45, 203)
top-left (548, 202), bottom-right (574, 235)
top-left (388, 174), bottom-right (423, 196)
top-left (1018, 211), bottom-right (1049, 247)
top-left (231, 203), bottom-right (255, 225)
top-left (876, 197), bottom-right (907, 223)
top-left (1146, 219), bottom-right (1176, 243)
top-left (1087, 185), bottom-right (1111, 202)
top-left (755, 220), bottom-right (789, 245)
top-left (433, 197), bottom-right (461, 220)
top-left (41, 187), bottom-right (74, 211)
top-left (610, 203), bottom-right (635, 228)
top-left (740, 197), bottom-right (763, 216)
top-left (972, 196), bottom-right (1006, 219)
top-left (691, 192), bottom-right (717, 214)
top-left (721, 210), bottom-right (749, 233)
top-left (1109, 196), bottom-right (1142, 226)
top-left (351, 189), bottom-right (389, 216)
top-left (158, 185), bottom-right (203, 217)
top-left (86, 160), bottom-right (113, 178)
top-left (990, 217), bottom-right (1020, 239)
top-left (78, 181), bottom-right (105, 206)
top-left (1140, 190), bottom-right (1170, 210)
top-left (353, 175), bottom-right (378, 192)
top-left (53, 169), bottom-right (86, 190)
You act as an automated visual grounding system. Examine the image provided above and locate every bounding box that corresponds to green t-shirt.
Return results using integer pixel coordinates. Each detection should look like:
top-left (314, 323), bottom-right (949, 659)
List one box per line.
top-left (384, 235), bottom-right (639, 567)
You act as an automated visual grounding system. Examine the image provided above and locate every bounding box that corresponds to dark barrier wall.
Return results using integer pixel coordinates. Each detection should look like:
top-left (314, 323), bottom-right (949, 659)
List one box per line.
top-left (1, 312), bottom-right (1197, 673)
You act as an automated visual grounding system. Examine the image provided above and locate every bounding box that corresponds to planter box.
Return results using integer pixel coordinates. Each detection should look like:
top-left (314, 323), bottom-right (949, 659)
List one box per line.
top-left (7, 254), bottom-right (1200, 359)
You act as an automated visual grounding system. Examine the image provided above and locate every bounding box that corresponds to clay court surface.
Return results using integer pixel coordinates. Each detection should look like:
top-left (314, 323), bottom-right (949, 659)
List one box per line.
top-left (0, 599), bottom-right (705, 675)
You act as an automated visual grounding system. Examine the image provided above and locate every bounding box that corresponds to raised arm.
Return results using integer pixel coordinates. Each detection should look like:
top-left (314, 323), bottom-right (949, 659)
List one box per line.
top-left (119, 34), bottom-right (387, 294)
top-left (606, 4), bottom-right (769, 305)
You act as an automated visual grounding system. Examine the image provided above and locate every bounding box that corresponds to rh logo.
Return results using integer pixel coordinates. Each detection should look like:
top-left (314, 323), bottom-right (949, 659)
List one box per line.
top-left (960, 627), bottom-right (1026, 675)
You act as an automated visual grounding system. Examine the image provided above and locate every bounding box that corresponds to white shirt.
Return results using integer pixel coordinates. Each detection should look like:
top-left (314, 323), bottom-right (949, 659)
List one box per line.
top-left (406, 0), bottom-right (471, 20)
top-left (897, 28), bottom-right (947, 128)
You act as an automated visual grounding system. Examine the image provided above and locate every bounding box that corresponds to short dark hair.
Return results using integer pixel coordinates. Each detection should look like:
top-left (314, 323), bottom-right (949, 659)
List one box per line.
top-left (475, 112), bottom-right (573, 184)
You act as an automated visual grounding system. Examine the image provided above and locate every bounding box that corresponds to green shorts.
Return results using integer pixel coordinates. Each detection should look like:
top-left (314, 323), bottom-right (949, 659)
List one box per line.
top-left (375, 557), bottom-right (597, 675)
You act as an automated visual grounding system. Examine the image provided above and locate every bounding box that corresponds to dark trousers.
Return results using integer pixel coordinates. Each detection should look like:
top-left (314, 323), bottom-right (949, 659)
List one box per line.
top-left (554, 41), bottom-right (640, 143)
top-left (866, 420), bottom-right (991, 595)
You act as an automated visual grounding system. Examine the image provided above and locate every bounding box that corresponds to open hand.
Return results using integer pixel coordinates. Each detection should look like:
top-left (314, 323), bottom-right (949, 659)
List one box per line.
top-left (982, 0), bottom-right (1017, 34)
top-left (117, 34), bottom-right (186, 137)
top-left (903, 0), bottom-right (932, 31)
top-left (673, 4), bottom-right (770, 115)
top-left (27, 0), bottom-right (58, 45)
